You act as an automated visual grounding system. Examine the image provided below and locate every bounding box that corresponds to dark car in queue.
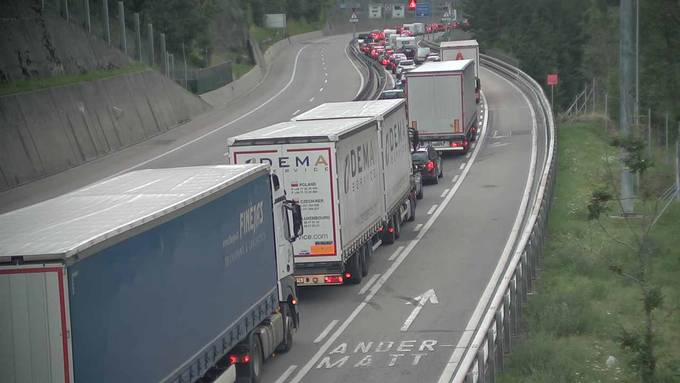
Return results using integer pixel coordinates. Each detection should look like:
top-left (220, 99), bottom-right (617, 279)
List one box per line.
top-left (412, 145), bottom-right (443, 184)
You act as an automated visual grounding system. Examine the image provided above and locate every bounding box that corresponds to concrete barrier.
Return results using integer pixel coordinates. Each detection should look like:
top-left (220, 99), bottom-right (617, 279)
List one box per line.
top-left (0, 70), bottom-right (209, 191)
top-left (200, 31), bottom-right (323, 107)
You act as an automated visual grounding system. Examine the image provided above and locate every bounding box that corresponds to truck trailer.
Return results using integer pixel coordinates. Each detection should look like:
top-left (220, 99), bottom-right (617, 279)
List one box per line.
top-left (0, 165), bottom-right (303, 383)
top-left (227, 111), bottom-right (413, 287)
top-left (292, 99), bottom-right (416, 242)
top-left (440, 39), bottom-right (482, 103)
top-left (406, 60), bottom-right (478, 153)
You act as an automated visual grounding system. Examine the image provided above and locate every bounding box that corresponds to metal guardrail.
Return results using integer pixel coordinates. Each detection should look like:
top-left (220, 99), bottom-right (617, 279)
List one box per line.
top-left (347, 40), bottom-right (386, 101)
top-left (421, 40), bottom-right (558, 383)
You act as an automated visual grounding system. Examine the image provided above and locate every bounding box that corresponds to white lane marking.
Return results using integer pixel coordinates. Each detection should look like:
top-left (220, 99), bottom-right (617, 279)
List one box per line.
top-left (344, 44), bottom-right (364, 98)
top-left (401, 289), bottom-right (439, 332)
top-left (273, 365), bottom-right (298, 383)
top-left (438, 69), bottom-right (538, 383)
top-left (440, 189), bottom-right (450, 198)
top-left (451, 175), bottom-right (460, 183)
top-left (465, 152), bottom-right (472, 159)
top-left (471, 143), bottom-right (477, 149)
top-left (324, 72), bottom-right (328, 77)
top-left (324, 78), bottom-right (328, 83)
top-left (313, 320), bottom-right (339, 344)
top-left (459, 163), bottom-right (466, 170)
top-left (319, 87), bottom-right (324, 92)
top-left (388, 245), bottom-right (405, 261)
top-left (413, 223), bottom-right (423, 232)
top-left (309, 97), bottom-right (315, 102)
top-left (427, 204), bottom-right (438, 215)
top-left (112, 44), bottom-right (310, 176)
top-left (358, 274), bottom-right (381, 295)
top-left (288, 91), bottom-right (489, 383)
top-left (292, 109), bottom-right (300, 116)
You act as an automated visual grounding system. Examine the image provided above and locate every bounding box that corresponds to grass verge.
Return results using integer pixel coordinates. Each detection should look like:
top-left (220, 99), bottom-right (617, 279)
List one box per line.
top-left (498, 120), bottom-right (680, 382)
top-left (0, 63), bottom-right (147, 97)
top-left (250, 18), bottom-right (322, 51)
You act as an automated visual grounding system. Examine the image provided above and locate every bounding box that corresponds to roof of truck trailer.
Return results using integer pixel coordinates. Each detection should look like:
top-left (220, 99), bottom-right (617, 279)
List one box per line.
top-left (228, 117), bottom-right (374, 144)
top-left (292, 100), bottom-right (403, 121)
top-left (440, 40), bottom-right (479, 48)
top-left (0, 165), bottom-right (266, 259)
top-left (408, 59), bottom-right (472, 74)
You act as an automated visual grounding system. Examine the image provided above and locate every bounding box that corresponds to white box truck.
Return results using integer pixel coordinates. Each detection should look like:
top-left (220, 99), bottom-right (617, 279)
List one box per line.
top-left (440, 39), bottom-right (482, 103)
top-left (227, 113), bottom-right (414, 287)
top-left (406, 60), bottom-right (478, 153)
top-left (293, 100), bottom-right (415, 242)
top-left (412, 22), bottom-right (426, 35)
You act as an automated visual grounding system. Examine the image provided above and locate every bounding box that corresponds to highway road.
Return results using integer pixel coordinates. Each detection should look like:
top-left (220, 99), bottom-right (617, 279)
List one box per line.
top-left (0, 33), bottom-right (363, 213)
top-left (0, 31), bottom-right (546, 383)
top-left (257, 65), bottom-right (545, 383)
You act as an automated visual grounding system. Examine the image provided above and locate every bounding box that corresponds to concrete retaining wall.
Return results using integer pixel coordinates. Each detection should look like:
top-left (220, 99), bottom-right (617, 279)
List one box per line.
top-left (200, 31), bottom-right (323, 107)
top-left (0, 70), bottom-right (209, 190)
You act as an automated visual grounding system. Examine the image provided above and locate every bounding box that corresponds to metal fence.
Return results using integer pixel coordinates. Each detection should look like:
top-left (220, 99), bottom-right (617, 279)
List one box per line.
top-left (40, 0), bottom-right (233, 94)
top-left (449, 54), bottom-right (557, 383)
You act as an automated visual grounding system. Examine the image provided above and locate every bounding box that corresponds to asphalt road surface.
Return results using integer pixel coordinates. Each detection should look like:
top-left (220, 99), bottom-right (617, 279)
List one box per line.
top-left (0, 32), bottom-right (546, 383)
top-left (258, 65), bottom-right (545, 383)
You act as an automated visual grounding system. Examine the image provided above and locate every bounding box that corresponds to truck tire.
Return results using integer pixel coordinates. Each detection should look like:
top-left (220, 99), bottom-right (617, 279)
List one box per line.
top-left (361, 245), bottom-right (369, 277)
top-left (407, 196), bottom-right (416, 222)
top-left (438, 163), bottom-right (444, 178)
top-left (394, 214), bottom-right (401, 239)
top-left (382, 220), bottom-right (396, 245)
top-left (433, 173), bottom-right (439, 184)
top-left (276, 305), bottom-right (295, 353)
top-left (347, 252), bottom-right (363, 284)
top-left (236, 335), bottom-right (263, 383)
top-left (416, 185), bottom-right (423, 200)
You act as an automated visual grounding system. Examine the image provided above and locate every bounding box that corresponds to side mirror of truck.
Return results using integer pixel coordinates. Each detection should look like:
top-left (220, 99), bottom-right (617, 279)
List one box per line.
top-left (283, 201), bottom-right (304, 242)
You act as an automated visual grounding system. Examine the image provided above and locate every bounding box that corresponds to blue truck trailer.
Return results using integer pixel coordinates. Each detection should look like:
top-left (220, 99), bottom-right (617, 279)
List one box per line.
top-left (0, 165), bottom-right (303, 383)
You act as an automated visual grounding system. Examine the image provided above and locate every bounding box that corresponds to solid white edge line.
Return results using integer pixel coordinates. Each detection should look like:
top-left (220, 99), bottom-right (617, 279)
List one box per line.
top-left (440, 188), bottom-right (450, 198)
top-left (413, 223), bottom-right (424, 232)
top-left (427, 204), bottom-right (438, 215)
top-left (288, 88), bottom-right (490, 383)
top-left (313, 320), bottom-right (339, 344)
top-left (112, 44), bottom-right (310, 176)
top-left (388, 245), bottom-right (405, 261)
top-left (273, 365), bottom-right (298, 383)
top-left (358, 274), bottom-right (381, 295)
top-left (437, 67), bottom-right (538, 383)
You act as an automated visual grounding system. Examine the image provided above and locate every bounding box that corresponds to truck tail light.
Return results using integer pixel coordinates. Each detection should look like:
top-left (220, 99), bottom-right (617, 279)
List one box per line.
top-left (241, 354), bottom-right (251, 364)
top-left (426, 160), bottom-right (435, 171)
top-left (228, 355), bottom-right (239, 365)
top-left (388, 226), bottom-right (395, 233)
top-left (324, 275), bottom-right (344, 284)
top-left (344, 272), bottom-right (352, 279)
top-left (291, 298), bottom-right (298, 305)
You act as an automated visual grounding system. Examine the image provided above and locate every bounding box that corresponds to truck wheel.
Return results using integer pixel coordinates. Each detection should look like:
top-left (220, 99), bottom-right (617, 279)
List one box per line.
top-left (416, 184), bottom-right (423, 200)
top-left (438, 163), bottom-right (444, 178)
top-left (394, 215), bottom-right (401, 239)
top-left (347, 252), bottom-right (363, 284)
top-left (407, 196), bottom-right (416, 222)
top-left (276, 306), bottom-right (295, 353)
top-left (382, 220), bottom-right (396, 245)
top-left (237, 335), bottom-right (263, 383)
top-left (433, 174), bottom-right (439, 184)
top-left (360, 245), bottom-right (369, 277)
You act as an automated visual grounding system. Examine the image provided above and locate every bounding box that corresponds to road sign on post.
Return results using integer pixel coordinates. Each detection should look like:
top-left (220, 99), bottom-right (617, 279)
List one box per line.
top-left (408, 0), bottom-right (417, 11)
top-left (349, 11), bottom-right (359, 23)
top-left (416, 2), bottom-right (430, 16)
top-left (547, 74), bottom-right (559, 114)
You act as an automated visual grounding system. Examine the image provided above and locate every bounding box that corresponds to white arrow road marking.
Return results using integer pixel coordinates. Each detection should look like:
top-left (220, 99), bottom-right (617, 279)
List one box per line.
top-left (440, 189), bottom-right (450, 198)
top-left (413, 223), bottom-right (423, 232)
top-left (401, 289), bottom-right (439, 332)
top-left (314, 320), bottom-right (339, 343)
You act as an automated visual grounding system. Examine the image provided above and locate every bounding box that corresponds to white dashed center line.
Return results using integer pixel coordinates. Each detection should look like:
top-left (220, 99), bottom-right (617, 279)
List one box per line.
top-left (459, 162), bottom-right (466, 170)
top-left (413, 223), bottom-right (423, 232)
top-left (427, 204), bottom-right (438, 215)
top-left (440, 189), bottom-right (450, 198)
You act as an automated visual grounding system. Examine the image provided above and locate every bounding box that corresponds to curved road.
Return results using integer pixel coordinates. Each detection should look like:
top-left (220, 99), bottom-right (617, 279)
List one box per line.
top-left (258, 65), bottom-right (544, 383)
top-left (0, 33), bottom-right (363, 213)
top-left (0, 31), bottom-right (546, 383)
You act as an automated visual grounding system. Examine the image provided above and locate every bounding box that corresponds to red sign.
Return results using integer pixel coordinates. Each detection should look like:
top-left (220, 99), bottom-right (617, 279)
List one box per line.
top-left (547, 74), bottom-right (559, 86)
top-left (455, 52), bottom-right (464, 60)
top-left (408, 0), bottom-right (417, 11)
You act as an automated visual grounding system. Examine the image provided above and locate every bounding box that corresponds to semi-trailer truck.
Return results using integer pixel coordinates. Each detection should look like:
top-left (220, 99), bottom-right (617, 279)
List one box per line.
top-left (227, 110), bottom-right (413, 287)
top-left (0, 165), bottom-right (303, 383)
top-left (406, 60), bottom-right (478, 153)
top-left (292, 99), bottom-right (416, 240)
top-left (440, 39), bottom-right (482, 103)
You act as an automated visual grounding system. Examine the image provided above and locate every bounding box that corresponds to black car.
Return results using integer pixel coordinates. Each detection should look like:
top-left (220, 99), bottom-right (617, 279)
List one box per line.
top-left (412, 145), bottom-right (443, 184)
top-left (379, 89), bottom-right (405, 99)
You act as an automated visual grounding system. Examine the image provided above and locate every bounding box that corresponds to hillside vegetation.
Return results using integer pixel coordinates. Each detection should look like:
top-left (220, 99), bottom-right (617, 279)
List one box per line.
top-left (462, 0), bottom-right (680, 124)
